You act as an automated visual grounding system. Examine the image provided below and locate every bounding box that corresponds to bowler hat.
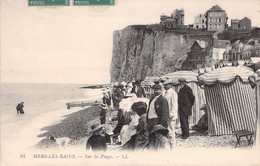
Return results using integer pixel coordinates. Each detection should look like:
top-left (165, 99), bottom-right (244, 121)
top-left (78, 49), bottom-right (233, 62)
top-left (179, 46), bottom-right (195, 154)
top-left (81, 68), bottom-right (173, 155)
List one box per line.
top-left (151, 84), bottom-right (161, 90)
top-left (150, 124), bottom-right (169, 136)
top-left (90, 123), bottom-right (105, 133)
top-left (178, 78), bottom-right (187, 82)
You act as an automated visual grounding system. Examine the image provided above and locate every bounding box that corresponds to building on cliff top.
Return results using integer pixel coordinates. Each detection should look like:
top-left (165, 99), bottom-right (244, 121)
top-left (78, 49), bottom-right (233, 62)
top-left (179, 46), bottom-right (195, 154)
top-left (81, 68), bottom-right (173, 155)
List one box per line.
top-left (193, 14), bottom-right (206, 30)
top-left (243, 38), bottom-right (260, 59)
top-left (210, 37), bottom-right (231, 63)
top-left (205, 5), bottom-right (228, 32)
top-left (160, 9), bottom-right (184, 29)
top-left (182, 40), bottom-right (209, 70)
top-left (231, 17), bottom-right (251, 30)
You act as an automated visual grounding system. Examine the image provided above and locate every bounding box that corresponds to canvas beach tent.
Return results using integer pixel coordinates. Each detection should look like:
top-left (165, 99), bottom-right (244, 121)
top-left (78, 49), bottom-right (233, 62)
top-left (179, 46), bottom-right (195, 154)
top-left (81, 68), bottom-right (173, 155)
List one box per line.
top-left (198, 66), bottom-right (256, 136)
top-left (161, 71), bottom-right (206, 125)
top-left (142, 76), bottom-right (160, 98)
top-left (249, 69), bottom-right (260, 149)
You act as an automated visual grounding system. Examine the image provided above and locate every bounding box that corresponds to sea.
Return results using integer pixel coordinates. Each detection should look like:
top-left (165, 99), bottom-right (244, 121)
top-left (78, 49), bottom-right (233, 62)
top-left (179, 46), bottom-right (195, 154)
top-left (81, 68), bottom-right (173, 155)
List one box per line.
top-left (0, 83), bottom-right (103, 152)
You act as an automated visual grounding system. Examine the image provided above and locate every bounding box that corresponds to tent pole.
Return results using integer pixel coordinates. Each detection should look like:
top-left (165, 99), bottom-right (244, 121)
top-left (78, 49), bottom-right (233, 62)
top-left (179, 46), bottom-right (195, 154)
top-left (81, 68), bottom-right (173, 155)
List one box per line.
top-left (254, 84), bottom-right (260, 148)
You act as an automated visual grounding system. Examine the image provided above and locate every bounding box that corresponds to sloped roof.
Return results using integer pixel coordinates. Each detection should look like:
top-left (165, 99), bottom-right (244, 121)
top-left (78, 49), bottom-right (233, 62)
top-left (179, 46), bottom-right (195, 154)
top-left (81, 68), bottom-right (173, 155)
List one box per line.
top-left (207, 5), bottom-right (225, 12)
top-left (250, 57), bottom-right (260, 63)
top-left (247, 46), bottom-right (260, 51)
top-left (213, 39), bottom-right (231, 48)
top-left (196, 40), bottom-right (207, 49)
top-left (241, 17), bottom-right (251, 21)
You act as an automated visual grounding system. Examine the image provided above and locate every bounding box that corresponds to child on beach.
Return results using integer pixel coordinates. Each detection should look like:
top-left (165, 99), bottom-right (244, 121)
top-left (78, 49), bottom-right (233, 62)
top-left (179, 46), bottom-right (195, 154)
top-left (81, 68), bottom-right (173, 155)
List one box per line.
top-left (86, 123), bottom-right (107, 151)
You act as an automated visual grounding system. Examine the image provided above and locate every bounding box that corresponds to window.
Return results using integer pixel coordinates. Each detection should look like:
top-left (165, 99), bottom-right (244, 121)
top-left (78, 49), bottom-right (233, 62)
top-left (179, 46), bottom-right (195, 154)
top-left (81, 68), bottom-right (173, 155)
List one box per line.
top-left (202, 19), bottom-right (205, 23)
top-left (210, 24), bottom-right (212, 28)
top-left (219, 18), bottom-right (221, 22)
top-left (215, 18), bottom-right (218, 22)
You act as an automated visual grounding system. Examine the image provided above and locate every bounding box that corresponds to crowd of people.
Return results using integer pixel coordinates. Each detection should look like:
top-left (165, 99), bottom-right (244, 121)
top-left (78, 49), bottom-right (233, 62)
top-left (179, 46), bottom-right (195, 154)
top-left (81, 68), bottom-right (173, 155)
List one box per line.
top-left (86, 78), bottom-right (197, 151)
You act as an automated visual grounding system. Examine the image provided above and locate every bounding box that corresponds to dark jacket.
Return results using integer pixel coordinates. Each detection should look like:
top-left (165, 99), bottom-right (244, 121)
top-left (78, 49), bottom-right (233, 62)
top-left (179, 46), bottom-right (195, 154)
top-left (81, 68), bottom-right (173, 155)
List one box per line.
top-left (147, 95), bottom-right (169, 128)
top-left (103, 96), bottom-right (111, 105)
top-left (112, 88), bottom-right (124, 102)
top-left (131, 86), bottom-right (146, 98)
top-left (86, 135), bottom-right (107, 151)
top-left (112, 88), bottom-right (124, 108)
top-left (100, 108), bottom-right (106, 124)
top-left (178, 84), bottom-right (195, 116)
top-left (16, 103), bottom-right (24, 111)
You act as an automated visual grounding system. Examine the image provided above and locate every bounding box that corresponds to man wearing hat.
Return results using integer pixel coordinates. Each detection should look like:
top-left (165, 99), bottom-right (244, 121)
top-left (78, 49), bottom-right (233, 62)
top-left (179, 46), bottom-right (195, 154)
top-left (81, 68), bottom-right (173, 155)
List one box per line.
top-left (164, 83), bottom-right (178, 146)
top-left (112, 83), bottom-right (124, 109)
top-left (146, 84), bottom-right (169, 133)
top-left (86, 123), bottom-right (107, 151)
top-left (178, 78), bottom-right (195, 139)
top-left (131, 80), bottom-right (146, 98)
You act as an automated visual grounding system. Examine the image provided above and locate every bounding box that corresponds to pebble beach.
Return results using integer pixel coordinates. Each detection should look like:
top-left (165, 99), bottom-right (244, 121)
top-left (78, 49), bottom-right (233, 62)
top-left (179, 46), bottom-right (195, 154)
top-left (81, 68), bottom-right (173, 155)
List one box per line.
top-left (34, 102), bottom-right (253, 151)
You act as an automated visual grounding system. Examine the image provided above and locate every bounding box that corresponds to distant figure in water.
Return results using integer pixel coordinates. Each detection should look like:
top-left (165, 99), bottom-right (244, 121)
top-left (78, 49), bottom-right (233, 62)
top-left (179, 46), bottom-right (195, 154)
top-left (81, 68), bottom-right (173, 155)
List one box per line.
top-left (16, 102), bottom-right (24, 114)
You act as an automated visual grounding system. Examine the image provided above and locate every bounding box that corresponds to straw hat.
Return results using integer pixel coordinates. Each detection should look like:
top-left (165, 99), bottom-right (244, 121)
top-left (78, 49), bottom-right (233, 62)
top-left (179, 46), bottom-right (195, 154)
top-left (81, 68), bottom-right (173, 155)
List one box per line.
top-left (90, 123), bottom-right (105, 133)
top-left (114, 82), bottom-right (119, 87)
top-left (150, 124), bottom-right (169, 136)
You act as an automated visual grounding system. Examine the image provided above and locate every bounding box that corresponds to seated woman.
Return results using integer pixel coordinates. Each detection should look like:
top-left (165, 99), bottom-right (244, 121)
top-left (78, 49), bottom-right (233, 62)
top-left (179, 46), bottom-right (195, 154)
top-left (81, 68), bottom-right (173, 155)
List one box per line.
top-left (192, 104), bottom-right (208, 133)
top-left (120, 111), bottom-right (139, 145)
top-left (121, 114), bottom-right (149, 151)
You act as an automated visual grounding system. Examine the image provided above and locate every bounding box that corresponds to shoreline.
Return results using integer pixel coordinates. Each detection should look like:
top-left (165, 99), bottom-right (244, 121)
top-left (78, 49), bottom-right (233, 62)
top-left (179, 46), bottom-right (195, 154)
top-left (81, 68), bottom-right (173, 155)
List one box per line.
top-left (34, 102), bottom-right (103, 150)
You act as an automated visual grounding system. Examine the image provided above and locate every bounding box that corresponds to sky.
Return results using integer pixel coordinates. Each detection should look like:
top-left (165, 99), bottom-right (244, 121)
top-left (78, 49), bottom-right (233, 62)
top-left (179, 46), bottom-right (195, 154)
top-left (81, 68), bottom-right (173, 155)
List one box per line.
top-left (1, 0), bottom-right (260, 84)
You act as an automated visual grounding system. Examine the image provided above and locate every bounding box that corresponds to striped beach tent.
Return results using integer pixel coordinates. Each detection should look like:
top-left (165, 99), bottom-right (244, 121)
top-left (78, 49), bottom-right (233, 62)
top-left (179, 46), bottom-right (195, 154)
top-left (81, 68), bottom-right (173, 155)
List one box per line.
top-left (161, 71), bottom-right (206, 125)
top-left (249, 69), bottom-right (260, 149)
top-left (198, 66), bottom-right (256, 135)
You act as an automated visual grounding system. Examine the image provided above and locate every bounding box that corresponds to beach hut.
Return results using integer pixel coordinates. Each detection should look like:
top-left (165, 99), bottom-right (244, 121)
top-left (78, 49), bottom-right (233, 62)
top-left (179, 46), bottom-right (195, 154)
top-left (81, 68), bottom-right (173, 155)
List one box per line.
top-left (198, 66), bottom-right (256, 135)
top-left (142, 76), bottom-right (160, 98)
top-left (249, 69), bottom-right (260, 149)
top-left (161, 71), bottom-right (206, 125)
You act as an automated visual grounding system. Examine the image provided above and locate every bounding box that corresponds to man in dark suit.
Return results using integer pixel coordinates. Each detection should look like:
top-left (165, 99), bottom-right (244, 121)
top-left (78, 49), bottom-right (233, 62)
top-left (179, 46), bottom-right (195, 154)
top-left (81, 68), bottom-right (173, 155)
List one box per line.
top-left (178, 78), bottom-right (195, 139)
top-left (146, 84), bottom-right (169, 133)
top-left (131, 80), bottom-right (146, 98)
top-left (112, 84), bottom-right (124, 109)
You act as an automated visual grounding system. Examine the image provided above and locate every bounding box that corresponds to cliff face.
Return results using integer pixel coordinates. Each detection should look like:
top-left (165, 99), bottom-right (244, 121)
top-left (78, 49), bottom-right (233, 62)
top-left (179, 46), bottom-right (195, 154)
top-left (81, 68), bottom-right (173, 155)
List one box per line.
top-left (110, 25), bottom-right (214, 82)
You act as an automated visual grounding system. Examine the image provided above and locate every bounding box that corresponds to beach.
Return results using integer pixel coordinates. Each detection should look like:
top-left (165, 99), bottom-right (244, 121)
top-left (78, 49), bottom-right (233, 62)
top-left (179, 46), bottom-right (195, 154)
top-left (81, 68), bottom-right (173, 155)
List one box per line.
top-left (1, 83), bottom-right (259, 166)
